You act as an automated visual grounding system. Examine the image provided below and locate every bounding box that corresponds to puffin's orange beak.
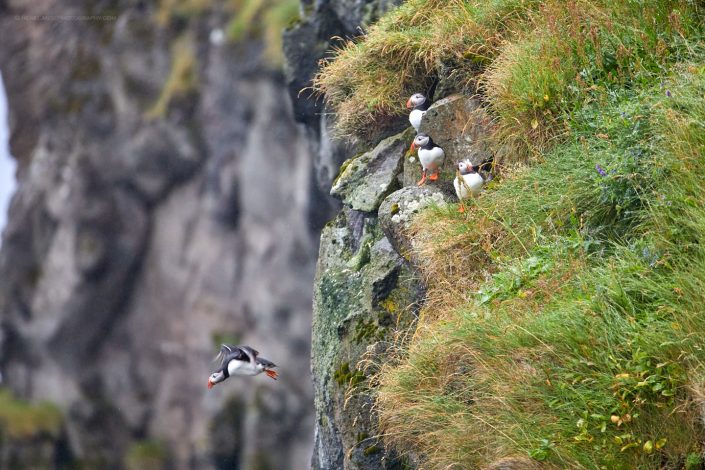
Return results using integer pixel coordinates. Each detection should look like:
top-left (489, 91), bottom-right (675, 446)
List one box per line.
top-left (409, 142), bottom-right (416, 153)
top-left (406, 98), bottom-right (412, 109)
top-left (207, 379), bottom-right (214, 389)
top-left (265, 369), bottom-right (278, 380)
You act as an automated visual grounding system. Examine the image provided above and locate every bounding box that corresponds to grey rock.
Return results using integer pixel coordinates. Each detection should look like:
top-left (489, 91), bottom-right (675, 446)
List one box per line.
top-left (0, 1), bottom-right (331, 468)
top-left (418, 94), bottom-right (494, 172)
top-left (378, 186), bottom-right (454, 257)
top-left (330, 128), bottom-right (413, 212)
top-left (283, 0), bottom-right (404, 195)
top-left (311, 207), bottom-right (423, 470)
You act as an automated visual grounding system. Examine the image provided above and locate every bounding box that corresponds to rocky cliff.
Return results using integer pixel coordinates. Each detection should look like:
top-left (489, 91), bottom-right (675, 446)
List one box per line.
top-left (283, 3), bottom-right (497, 468)
top-left (0, 1), bottom-right (330, 468)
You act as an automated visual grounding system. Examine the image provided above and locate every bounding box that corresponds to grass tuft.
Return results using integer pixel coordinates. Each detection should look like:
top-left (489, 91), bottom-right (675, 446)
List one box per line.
top-left (0, 389), bottom-right (62, 440)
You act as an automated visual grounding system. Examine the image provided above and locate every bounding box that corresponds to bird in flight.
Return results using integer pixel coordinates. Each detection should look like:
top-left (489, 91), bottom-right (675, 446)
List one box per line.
top-left (208, 344), bottom-right (278, 389)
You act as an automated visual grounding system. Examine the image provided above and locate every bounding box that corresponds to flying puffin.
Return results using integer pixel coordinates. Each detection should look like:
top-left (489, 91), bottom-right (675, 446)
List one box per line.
top-left (410, 133), bottom-right (445, 186)
top-left (207, 344), bottom-right (278, 389)
top-left (406, 93), bottom-right (430, 131)
top-left (454, 159), bottom-right (485, 211)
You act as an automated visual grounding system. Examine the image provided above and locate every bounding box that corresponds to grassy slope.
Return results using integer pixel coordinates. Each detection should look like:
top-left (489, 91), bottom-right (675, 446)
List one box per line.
top-left (315, 0), bottom-right (705, 468)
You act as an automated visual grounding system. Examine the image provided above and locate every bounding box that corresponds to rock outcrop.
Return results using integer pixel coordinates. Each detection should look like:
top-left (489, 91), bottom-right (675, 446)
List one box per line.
top-left (311, 135), bottom-right (424, 470)
top-left (283, 0), bottom-right (404, 193)
top-left (291, 43), bottom-right (493, 469)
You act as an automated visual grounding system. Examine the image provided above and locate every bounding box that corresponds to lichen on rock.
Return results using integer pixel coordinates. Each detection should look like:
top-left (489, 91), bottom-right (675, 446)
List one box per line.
top-left (331, 128), bottom-right (414, 213)
top-left (311, 207), bottom-right (423, 469)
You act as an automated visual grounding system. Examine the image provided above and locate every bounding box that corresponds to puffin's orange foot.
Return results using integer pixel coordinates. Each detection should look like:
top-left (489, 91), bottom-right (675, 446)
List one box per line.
top-left (417, 172), bottom-right (427, 186)
top-left (428, 171), bottom-right (439, 181)
top-left (265, 369), bottom-right (278, 380)
top-left (458, 205), bottom-right (465, 213)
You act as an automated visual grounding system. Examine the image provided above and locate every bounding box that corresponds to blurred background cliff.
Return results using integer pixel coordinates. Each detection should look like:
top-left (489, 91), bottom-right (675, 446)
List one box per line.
top-left (0, 0), bottom-right (397, 468)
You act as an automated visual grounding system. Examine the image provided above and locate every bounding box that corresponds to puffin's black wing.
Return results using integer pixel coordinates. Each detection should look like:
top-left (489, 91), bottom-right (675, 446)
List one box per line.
top-left (238, 346), bottom-right (259, 364)
top-left (215, 344), bottom-right (247, 368)
top-left (256, 357), bottom-right (276, 368)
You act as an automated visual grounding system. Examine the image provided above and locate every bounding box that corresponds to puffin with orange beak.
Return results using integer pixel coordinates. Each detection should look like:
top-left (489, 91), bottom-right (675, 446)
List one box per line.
top-left (207, 344), bottom-right (278, 389)
top-left (411, 133), bottom-right (445, 186)
top-left (406, 93), bottom-right (430, 131)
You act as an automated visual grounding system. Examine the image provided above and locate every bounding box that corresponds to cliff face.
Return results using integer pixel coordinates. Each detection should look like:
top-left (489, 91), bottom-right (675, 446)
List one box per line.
top-left (283, 2), bottom-right (495, 469)
top-left (0, 1), bottom-right (329, 468)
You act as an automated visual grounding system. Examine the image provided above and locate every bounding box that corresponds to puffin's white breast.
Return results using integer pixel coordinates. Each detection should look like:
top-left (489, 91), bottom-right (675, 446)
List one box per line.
top-left (454, 173), bottom-right (484, 200)
top-left (409, 109), bottom-right (426, 131)
top-left (228, 359), bottom-right (260, 376)
top-left (418, 146), bottom-right (444, 170)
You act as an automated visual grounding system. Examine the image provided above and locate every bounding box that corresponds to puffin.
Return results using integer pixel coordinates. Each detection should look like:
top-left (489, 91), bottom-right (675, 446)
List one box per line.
top-left (207, 344), bottom-right (278, 389)
top-left (454, 159), bottom-right (484, 212)
top-left (410, 133), bottom-right (445, 186)
top-left (406, 93), bottom-right (430, 131)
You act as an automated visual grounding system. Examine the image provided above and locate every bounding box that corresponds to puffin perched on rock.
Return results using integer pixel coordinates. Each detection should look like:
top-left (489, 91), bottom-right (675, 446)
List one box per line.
top-left (207, 344), bottom-right (278, 389)
top-left (454, 159), bottom-right (485, 211)
top-left (406, 93), bottom-right (431, 131)
top-left (411, 133), bottom-right (445, 186)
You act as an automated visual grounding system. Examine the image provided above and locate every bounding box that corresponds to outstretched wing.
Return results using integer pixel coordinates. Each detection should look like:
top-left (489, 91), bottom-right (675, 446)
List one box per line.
top-left (214, 344), bottom-right (243, 368)
top-left (213, 344), bottom-right (260, 368)
top-left (239, 346), bottom-right (259, 364)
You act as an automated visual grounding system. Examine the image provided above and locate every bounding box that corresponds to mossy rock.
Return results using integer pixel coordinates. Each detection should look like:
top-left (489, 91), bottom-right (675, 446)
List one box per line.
top-left (125, 440), bottom-right (169, 470)
top-left (312, 207), bottom-right (424, 470)
top-left (378, 186), bottom-right (454, 257)
top-left (0, 390), bottom-right (62, 440)
top-left (417, 94), bottom-right (494, 176)
top-left (331, 128), bottom-right (415, 212)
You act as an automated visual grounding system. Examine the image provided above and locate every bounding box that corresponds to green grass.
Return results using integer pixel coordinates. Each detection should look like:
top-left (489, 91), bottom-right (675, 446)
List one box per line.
top-left (375, 60), bottom-right (705, 469)
top-left (154, 0), bottom-right (299, 67)
top-left (125, 440), bottom-right (169, 470)
top-left (316, 2), bottom-right (705, 467)
top-left (0, 389), bottom-right (62, 440)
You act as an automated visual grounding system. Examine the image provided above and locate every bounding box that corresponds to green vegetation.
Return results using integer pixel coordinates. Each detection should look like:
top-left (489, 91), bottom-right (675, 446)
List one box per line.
top-left (314, 0), bottom-right (702, 159)
top-left (146, 34), bottom-right (197, 119)
top-left (375, 62), bottom-right (705, 469)
top-left (335, 362), bottom-right (366, 388)
top-left (125, 440), bottom-right (169, 470)
top-left (0, 389), bottom-right (62, 439)
top-left (310, 0), bottom-right (705, 468)
top-left (155, 0), bottom-right (299, 66)
top-left (227, 0), bottom-right (300, 65)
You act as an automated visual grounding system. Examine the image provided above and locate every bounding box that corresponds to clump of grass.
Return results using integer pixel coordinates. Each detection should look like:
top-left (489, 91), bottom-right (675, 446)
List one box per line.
top-left (227, 0), bottom-right (300, 66)
top-left (146, 34), bottom-right (197, 119)
top-left (0, 389), bottom-right (62, 439)
top-left (483, 0), bottom-right (703, 161)
top-left (155, 0), bottom-right (212, 26)
top-left (375, 63), bottom-right (705, 468)
top-left (125, 440), bottom-right (169, 470)
top-left (313, 0), bottom-right (541, 140)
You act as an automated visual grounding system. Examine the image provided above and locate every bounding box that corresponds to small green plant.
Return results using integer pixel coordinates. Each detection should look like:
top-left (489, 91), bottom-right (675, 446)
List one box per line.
top-left (125, 440), bottom-right (169, 470)
top-left (0, 389), bottom-right (62, 440)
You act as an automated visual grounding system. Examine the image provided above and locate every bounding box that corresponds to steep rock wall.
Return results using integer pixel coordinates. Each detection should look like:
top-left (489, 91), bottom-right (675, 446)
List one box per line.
top-left (0, 1), bottom-right (328, 468)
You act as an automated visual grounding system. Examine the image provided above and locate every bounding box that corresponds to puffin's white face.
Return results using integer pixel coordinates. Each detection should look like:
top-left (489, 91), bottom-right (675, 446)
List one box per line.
top-left (458, 160), bottom-right (474, 174)
top-left (413, 134), bottom-right (430, 149)
top-left (208, 371), bottom-right (226, 389)
top-left (407, 93), bottom-right (426, 109)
